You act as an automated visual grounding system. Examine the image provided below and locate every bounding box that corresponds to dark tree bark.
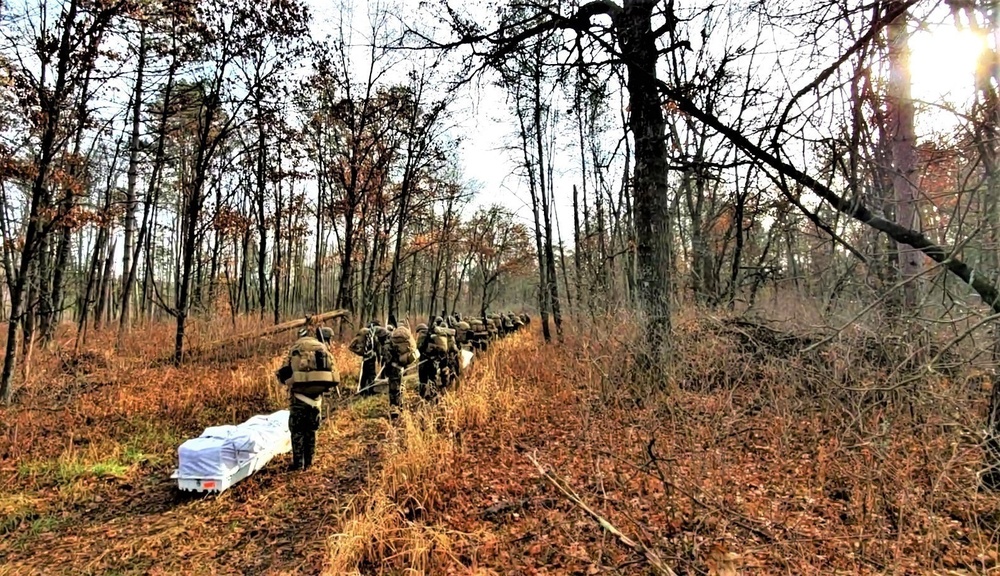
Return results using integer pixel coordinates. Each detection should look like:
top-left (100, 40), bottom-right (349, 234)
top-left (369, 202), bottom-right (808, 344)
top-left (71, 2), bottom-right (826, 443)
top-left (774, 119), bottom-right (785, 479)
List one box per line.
top-left (118, 24), bottom-right (148, 336)
top-left (616, 1), bottom-right (673, 368)
top-left (527, 66), bottom-right (564, 339)
top-left (1, 0), bottom-right (82, 401)
top-left (95, 237), bottom-right (116, 330)
top-left (255, 110), bottom-right (269, 317)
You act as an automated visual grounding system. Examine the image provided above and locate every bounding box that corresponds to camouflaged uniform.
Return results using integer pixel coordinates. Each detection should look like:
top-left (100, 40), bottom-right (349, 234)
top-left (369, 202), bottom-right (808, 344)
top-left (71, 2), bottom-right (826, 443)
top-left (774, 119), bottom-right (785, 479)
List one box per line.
top-left (349, 326), bottom-right (378, 396)
top-left (469, 318), bottom-right (489, 351)
top-left (418, 325), bottom-right (449, 401)
top-left (277, 330), bottom-right (340, 470)
top-left (501, 314), bottom-right (514, 336)
top-left (455, 321), bottom-right (472, 351)
top-left (384, 326), bottom-right (416, 417)
top-left (445, 327), bottom-right (461, 389)
top-left (415, 323), bottom-right (437, 400)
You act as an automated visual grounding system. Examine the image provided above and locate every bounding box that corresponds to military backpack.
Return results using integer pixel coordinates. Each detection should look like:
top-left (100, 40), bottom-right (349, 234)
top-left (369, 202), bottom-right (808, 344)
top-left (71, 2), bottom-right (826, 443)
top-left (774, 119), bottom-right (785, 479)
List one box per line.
top-left (288, 337), bottom-right (338, 395)
top-left (426, 326), bottom-right (450, 354)
top-left (390, 326), bottom-right (418, 365)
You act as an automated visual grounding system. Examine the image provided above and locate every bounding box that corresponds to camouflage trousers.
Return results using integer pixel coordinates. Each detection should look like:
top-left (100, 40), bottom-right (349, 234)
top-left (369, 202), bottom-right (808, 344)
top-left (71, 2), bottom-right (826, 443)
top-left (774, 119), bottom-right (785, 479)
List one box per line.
top-left (358, 356), bottom-right (377, 396)
top-left (289, 396), bottom-right (321, 470)
top-left (386, 364), bottom-right (403, 414)
top-left (418, 356), bottom-right (438, 401)
top-left (447, 351), bottom-right (461, 389)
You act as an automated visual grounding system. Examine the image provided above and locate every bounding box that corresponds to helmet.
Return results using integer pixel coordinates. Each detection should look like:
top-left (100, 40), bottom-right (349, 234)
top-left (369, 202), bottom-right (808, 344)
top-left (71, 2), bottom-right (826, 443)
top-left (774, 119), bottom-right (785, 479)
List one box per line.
top-left (434, 316), bottom-right (444, 326)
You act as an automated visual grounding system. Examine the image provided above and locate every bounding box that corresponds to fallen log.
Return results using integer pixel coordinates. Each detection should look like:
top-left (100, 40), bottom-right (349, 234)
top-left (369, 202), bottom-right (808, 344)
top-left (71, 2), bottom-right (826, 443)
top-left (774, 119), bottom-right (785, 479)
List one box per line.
top-left (165, 309), bottom-right (351, 363)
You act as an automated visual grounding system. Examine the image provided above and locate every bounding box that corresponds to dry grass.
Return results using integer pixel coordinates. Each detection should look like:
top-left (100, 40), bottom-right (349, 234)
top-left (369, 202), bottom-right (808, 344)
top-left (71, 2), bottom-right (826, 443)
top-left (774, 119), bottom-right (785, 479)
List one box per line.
top-left (336, 307), bottom-right (1000, 574)
top-left (323, 409), bottom-right (462, 575)
top-left (1, 305), bottom-right (997, 574)
top-left (560, 307), bottom-right (1000, 574)
top-left (323, 336), bottom-right (535, 575)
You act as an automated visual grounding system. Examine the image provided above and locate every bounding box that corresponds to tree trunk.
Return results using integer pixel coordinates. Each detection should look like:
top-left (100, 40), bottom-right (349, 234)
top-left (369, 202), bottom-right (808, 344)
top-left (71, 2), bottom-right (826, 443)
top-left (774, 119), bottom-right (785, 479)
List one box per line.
top-left (45, 28), bottom-right (102, 343)
top-left (616, 0), bottom-right (673, 372)
top-left (314, 155), bottom-right (325, 313)
top-left (119, 25), bottom-right (147, 332)
top-left (273, 173), bottom-right (283, 326)
top-left (572, 184), bottom-right (583, 312)
top-left (0, 0), bottom-right (82, 402)
top-left (94, 237), bottom-right (116, 330)
top-left (728, 168), bottom-right (748, 308)
top-left (888, 5), bottom-right (921, 310)
top-left (388, 173), bottom-right (413, 320)
top-left (256, 115), bottom-right (268, 316)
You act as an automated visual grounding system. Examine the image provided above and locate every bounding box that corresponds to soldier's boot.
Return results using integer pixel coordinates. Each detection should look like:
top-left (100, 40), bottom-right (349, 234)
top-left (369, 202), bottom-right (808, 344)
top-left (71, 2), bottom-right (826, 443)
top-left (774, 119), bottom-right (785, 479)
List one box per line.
top-left (388, 375), bottom-right (403, 419)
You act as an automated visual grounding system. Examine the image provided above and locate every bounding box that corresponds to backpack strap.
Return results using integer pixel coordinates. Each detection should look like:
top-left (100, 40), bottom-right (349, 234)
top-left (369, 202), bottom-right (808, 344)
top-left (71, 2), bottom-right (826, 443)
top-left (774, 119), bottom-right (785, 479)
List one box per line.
top-left (294, 393), bottom-right (322, 409)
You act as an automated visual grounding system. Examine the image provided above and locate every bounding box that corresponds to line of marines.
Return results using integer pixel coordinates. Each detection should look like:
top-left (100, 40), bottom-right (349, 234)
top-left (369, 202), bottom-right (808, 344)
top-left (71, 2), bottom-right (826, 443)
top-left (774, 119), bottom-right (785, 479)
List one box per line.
top-left (276, 312), bottom-right (530, 471)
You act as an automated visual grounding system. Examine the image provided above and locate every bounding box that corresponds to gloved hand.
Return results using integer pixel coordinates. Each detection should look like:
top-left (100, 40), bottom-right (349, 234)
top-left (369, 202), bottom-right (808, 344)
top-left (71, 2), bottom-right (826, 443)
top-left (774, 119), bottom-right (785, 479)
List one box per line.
top-left (276, 365), bottom-right (293, 384)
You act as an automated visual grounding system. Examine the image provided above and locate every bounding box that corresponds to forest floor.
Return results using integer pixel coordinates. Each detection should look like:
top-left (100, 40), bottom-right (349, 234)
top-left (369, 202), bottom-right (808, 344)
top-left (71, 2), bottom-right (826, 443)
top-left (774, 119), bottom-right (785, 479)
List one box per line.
top-left (0, 312), bottom-right (999, 575)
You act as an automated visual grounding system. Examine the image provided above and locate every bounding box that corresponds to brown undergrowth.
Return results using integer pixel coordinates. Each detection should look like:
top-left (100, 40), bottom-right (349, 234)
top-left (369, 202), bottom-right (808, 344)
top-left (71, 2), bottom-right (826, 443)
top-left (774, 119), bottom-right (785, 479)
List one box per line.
top-left (323, 335), bottom-right (531, 575)
top-left (334, 309), bottom-right (1000, 575)
top-left (0, 317), bottom-right (376, 575)
top-left (1, 310), bottom-right (998, 574)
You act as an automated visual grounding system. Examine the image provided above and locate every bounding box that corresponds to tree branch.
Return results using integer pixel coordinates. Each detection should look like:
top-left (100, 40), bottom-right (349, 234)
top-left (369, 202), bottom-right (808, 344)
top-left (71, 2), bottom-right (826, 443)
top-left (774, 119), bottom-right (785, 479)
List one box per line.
top-left (522, 449), bottom-right (678, 576)
top-left (659, 81), bottom-right (1000, 313)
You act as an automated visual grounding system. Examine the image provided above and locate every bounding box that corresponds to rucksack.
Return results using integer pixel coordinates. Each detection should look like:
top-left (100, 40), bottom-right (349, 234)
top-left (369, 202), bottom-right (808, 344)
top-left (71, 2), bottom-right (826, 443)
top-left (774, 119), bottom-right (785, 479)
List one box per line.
top-left (427, 326), bottom-right (450, 354)
top-left (390, 326), bottom-right (417, 365)
top-left (289, 337), bottom-right (337, 395)
top-left (415, 329), bottom-right (427, 351)
top-left (349, 328), bottom-right (372, 357)
top-left (455, 321), bottom-right (471, 344)
top-left (441, 327), bottom-right (457, 350)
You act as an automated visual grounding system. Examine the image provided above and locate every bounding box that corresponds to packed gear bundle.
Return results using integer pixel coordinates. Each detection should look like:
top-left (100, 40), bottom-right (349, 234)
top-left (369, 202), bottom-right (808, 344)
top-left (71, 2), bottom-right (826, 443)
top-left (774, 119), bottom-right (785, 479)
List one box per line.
top-left (277, 327), bottom-right (341, 471)
top-left (455, 321), bottom-right (471, 348)
top-left (390, 326), bottom-right (418, 366)
top-left (173, 410), bottom-right (291, 493)
top-left (426, 326), bottom-right (452, 354)
top-left (277, 330), bottom-right (339, 397)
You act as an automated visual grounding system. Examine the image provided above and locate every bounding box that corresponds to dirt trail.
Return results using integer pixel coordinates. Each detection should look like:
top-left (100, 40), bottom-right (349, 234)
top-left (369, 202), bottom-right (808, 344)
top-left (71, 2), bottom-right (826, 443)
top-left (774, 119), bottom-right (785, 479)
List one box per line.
top-left (1, 395), bottom-right (389, 576)
top-left (0, 328), bottom-right (537, 576)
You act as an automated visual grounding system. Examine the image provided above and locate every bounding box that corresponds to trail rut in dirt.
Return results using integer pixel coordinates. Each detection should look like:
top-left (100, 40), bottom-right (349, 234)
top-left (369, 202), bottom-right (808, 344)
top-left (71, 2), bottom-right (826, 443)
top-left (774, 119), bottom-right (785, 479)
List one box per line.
top-left (1, 399), bottom-right (388, 576)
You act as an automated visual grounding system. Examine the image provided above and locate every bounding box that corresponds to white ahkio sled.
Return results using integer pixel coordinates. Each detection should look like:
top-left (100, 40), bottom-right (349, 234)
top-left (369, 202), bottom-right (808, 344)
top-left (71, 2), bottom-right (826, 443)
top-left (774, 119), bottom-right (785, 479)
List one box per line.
top-left (171, 410), bottom-right (291, 494)
top-left (460, 349), bottom-right (473, 371)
